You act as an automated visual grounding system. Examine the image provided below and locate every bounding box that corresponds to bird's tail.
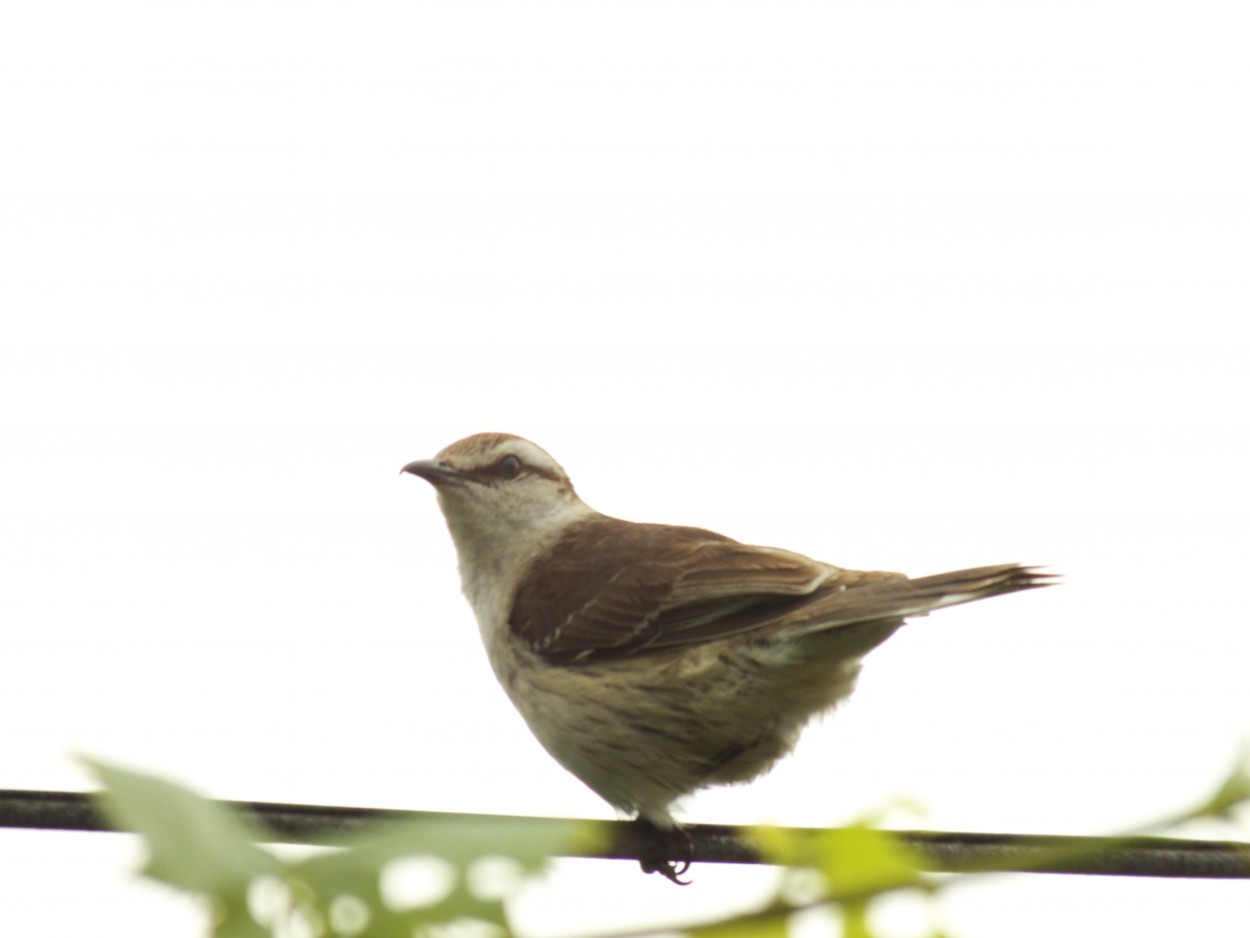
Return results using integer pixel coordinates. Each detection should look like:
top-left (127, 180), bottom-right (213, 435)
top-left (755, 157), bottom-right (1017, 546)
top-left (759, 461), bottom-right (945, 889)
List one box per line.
top-left (901, 563), bottom-right (1057, 611)
top-left (785, 563), bottom-right (1057, 635)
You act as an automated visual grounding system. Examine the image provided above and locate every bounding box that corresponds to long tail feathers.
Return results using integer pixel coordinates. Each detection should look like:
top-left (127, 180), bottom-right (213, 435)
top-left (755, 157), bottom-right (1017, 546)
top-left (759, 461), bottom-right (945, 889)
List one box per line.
top-left (792, 563), bottom-right (1057, 633)
top-left (904, 563), bottom-right (1058, 609)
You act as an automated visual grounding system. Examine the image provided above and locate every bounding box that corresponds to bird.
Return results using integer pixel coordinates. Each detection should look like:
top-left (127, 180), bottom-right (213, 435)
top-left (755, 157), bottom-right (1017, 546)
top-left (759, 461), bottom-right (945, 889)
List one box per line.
top-left (401, 432), bottom-right (1053, 881)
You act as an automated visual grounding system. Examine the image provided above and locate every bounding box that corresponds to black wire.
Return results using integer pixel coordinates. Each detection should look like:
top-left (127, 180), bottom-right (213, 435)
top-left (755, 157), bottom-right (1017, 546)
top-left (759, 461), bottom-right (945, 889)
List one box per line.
top-left (2, 789), bottom-right (1248, 879)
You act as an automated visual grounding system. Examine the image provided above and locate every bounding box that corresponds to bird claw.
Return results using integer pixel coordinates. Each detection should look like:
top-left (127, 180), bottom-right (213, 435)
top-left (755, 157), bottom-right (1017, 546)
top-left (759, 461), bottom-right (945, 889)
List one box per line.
top-left (640, 855), bottom-right (692, 885)
top-left (635, 822), bottom-right (694, 885)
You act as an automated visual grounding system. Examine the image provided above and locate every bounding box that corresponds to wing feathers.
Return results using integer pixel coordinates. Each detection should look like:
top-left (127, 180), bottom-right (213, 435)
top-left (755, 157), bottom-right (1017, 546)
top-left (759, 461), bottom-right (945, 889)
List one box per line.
top-left (508, 517), bottom-right (1053, 663)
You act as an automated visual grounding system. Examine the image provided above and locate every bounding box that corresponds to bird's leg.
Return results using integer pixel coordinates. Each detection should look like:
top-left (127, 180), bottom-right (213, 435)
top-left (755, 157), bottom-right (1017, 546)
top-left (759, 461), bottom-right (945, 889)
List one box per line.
top-left (633, 818), bottom-right (694, 885)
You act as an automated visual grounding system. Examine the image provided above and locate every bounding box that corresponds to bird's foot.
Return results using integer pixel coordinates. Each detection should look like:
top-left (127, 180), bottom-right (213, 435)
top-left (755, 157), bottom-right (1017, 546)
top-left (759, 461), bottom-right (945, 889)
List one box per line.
top-left (634, 819), bottom-right (694, 885)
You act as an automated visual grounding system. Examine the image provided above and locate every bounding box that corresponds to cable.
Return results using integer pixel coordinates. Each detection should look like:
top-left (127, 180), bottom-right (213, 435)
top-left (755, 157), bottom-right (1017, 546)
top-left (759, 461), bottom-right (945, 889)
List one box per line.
top-left (2, 789), bottom-right (1247, 878)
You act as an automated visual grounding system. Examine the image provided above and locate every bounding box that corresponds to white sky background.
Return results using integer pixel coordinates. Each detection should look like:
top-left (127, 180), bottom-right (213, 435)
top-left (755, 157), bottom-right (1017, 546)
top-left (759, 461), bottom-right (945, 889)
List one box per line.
top-left (2, 1), bottom-right (1249, 935)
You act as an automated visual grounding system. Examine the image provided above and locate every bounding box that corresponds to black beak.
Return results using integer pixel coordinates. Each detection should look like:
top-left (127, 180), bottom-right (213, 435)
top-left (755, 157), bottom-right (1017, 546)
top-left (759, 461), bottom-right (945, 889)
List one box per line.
top-left (401, 459), bottom-right (466, 486)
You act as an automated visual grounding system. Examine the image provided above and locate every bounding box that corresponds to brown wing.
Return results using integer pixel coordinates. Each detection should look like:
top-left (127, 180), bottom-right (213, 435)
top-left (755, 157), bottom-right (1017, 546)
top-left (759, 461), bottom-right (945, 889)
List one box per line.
top-left (508, 517), bottom-right (901, 663)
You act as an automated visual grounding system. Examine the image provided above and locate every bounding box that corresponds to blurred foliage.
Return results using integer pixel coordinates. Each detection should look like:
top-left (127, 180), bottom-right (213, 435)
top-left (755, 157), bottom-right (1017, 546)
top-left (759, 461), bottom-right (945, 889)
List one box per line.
top-left (1186, 746), bottom-right (1250, 824)
top-left (87, 756), bottom-right (1250, 938)
top-left (88, 760), bottom-right (600, 938)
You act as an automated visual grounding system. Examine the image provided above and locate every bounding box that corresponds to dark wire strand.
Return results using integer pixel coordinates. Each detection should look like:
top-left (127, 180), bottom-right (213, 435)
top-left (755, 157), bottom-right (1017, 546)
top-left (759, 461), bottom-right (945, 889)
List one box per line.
top-left (2, 789), bottom-right (1248, 879)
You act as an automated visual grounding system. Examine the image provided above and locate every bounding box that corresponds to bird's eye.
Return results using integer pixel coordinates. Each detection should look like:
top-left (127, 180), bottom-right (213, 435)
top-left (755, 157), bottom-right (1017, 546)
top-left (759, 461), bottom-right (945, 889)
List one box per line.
top-left (497, 455), bottom-right (522, 479)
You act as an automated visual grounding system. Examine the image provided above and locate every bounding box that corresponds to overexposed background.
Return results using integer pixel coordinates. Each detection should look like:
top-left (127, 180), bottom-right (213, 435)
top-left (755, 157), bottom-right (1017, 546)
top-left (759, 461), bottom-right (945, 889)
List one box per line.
top-left (1, 1), bottom-right (1248, 935)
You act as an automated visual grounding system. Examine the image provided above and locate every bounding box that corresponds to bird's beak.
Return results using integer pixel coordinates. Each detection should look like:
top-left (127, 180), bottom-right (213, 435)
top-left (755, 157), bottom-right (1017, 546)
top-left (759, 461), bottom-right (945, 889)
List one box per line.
top-left (401, 459), bottom-right (466, 486)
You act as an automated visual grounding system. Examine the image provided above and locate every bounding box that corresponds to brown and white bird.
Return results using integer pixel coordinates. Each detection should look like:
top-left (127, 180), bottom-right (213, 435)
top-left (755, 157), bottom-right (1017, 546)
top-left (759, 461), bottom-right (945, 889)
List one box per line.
top-left (402, 432), bottom-right (1051, 876)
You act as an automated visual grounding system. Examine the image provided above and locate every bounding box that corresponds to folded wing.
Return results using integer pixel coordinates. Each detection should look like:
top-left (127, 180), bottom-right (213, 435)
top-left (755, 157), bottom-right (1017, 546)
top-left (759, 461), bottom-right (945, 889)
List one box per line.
top-left (509, 518), bottom-right (914, 663)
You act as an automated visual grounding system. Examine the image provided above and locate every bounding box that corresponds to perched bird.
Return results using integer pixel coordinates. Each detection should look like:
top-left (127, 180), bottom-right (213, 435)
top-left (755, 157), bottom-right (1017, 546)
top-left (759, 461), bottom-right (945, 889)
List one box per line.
top-left (402, 432), bottom-right (1052, 880)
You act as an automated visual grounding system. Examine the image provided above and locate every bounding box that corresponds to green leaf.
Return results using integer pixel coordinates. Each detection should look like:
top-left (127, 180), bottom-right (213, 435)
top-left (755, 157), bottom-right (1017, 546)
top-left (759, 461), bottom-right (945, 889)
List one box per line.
top-left (814, 826), bottom-right (924, 899)
top-left (750, 823), bottom-right (924, 901)
top-left (87, 759), bottom-right (283, 938)
top-left (841, 899), bottom-right (874, 938)
top-left (86, 759), bottom-right (601, 938)
top-left (751, 822), bottom-right (825, 870)
top-left (296, 815), bottom-right (597, 929)
top-left (86, 758), bottom-right (280, 895)
top-left (1195, 754), bottom-right (1250, 820)
top-left (688, 908), bottom-right (793, 938)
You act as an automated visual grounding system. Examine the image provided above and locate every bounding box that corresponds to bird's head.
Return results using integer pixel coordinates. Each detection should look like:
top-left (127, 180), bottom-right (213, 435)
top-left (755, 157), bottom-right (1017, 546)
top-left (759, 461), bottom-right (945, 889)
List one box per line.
top-left (402, 433), bottom-right (590, 571)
